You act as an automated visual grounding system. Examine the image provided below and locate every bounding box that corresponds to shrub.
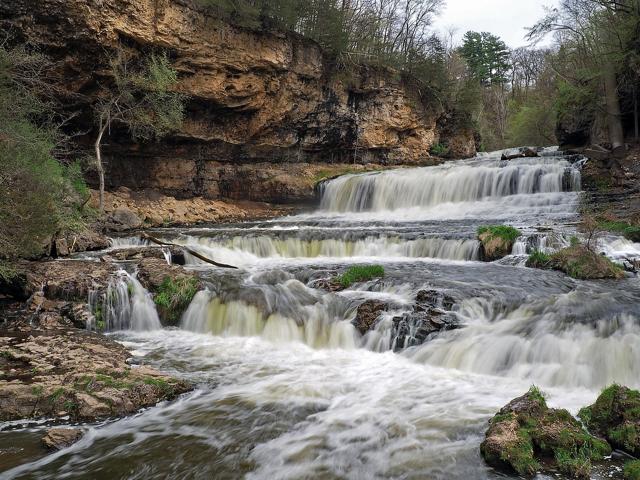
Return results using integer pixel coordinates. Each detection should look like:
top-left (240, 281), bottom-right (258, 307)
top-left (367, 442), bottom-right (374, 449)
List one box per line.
top-left (430, 142), bottom-right (449, 156)
top-left (336, 265), bottom-right (385, 288)
top-left (526, 250), bottom-right (551, 268)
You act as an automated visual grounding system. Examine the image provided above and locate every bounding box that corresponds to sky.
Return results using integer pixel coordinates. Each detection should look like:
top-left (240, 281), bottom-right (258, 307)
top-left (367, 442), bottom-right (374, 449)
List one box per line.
top-left (432, 0), bottom-right (559, 48)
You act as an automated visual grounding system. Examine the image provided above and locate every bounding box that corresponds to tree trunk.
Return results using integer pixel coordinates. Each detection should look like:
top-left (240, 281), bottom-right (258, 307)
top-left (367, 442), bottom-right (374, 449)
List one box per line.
top-left (603, 65), bottom-right (625, 156)
top-left (95, 120), bottom-right (108, 212)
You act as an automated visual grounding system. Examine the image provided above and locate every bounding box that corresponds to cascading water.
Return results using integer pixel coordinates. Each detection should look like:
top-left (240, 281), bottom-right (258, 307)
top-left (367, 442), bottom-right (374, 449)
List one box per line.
top-left (8, 149), bottom-right (640, 480)
top-left (93, 270), bottom-right (161, 331)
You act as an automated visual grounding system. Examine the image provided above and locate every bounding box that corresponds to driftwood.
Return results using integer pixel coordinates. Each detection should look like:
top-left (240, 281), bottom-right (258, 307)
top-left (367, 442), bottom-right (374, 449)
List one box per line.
top-left (141, 233), bottom-right (238, 269)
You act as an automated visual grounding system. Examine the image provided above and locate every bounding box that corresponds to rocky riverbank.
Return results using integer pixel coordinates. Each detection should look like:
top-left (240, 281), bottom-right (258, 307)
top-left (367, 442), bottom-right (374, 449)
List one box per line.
top-left (0, 256), bottom-right (193, 427)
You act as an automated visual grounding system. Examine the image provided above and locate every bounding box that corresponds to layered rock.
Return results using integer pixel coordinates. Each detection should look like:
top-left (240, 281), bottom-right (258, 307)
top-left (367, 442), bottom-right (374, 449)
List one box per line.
top-left (1, 0), bottom-right (477, 204)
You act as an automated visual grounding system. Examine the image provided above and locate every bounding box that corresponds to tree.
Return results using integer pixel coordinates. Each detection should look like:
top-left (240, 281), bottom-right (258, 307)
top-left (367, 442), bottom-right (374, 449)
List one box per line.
top-left (459, 31), bottom-right (510, 86)
top-left (94, 50), bottom-right (185, 211)
top-left (528, 0), bottom-right (639, 154)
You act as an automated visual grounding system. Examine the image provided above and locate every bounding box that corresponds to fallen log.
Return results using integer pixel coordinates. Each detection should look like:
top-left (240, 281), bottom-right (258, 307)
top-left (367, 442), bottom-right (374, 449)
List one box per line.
top-left (141, 233), bottom-right (238, 269)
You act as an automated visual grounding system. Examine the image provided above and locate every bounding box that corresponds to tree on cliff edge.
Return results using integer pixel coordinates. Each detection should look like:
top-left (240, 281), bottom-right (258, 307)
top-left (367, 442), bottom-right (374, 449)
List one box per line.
top-left (93, 51), bottom-right (185, 211)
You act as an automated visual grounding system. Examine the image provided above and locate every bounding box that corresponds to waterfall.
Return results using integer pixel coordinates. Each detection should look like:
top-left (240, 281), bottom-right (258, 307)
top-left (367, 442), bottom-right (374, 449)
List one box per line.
top-left (320, 157), bottom-right (581, 213)
top-left (176, 235), bottom-right (481, 266)
top-left (94, 271), bottom-right (162, 332)
top-left (181, 291), bottom-right (358, 349)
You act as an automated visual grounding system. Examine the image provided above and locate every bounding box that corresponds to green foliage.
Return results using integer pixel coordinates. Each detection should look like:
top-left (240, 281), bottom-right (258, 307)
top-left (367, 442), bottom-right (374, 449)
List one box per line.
top-left (336, 265), bottom-right (384, 288)
top-left (429, 142), bottom-right (449, 156)
top-left (0, 44), bottom-right (89, 259)
top-left (477, 225), bottom-right (521, 243)
top-left (527, 385), bottom-right (547, 406)
top-left (459, 31), bottom-right (510, 86)
top-left (526, 250), bottom-right (551, 268)
top-left (154, 276), bottom-right (199, 325)
top-left (624, 460), bottom-right (640, 480)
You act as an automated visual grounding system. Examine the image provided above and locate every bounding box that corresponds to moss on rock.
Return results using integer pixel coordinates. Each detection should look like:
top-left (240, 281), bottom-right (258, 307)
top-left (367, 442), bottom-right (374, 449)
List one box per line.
top-left (481, 386), bottom-right (612, 479)
top-left (477, 225), bottom-right (521, 261)
top-left (579, 384), bottom-right (640, 456)
top-left (526, 245), bottom-right (624, 280)
top-left (153, 276), bottom-right (200, 325)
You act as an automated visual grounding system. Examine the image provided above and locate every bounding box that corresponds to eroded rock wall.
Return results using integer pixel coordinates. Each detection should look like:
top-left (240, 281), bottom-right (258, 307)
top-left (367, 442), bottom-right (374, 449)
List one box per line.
top-left (2, 0), bottom-right (477, 203)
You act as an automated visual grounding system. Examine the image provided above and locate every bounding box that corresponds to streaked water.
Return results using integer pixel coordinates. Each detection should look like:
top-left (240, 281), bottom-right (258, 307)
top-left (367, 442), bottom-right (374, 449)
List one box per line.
top-left (3, 149), bottom-right (639, 479)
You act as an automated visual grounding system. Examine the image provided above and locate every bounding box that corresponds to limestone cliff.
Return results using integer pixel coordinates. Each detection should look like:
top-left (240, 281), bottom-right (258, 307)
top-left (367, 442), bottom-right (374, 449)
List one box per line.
top-left (1, 0), bottom-right (477, 203)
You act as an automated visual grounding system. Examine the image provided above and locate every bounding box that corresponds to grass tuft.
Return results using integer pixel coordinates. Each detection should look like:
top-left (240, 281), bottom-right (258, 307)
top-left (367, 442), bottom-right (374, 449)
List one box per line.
top-left (336, 265), bottom-right (385, 288)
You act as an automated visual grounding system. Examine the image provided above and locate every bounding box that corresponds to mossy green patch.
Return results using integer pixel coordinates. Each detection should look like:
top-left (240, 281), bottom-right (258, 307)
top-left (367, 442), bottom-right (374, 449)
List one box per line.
top-left (526, 250), bottom-right (551, 268)
top-left (529, 245), bottom-right (624, 280)
top-left (154, 276), bottom-right (199, 325)
top-left (477, 225), bottom-right (521, 243)
top-left (624, 460), bottom-right (640, 480)
top-left (336, 265), bottom-right (385, 288)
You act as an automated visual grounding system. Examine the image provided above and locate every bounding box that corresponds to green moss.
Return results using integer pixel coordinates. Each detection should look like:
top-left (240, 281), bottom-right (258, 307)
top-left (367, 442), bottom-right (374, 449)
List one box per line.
top-left (0, 262), bottom-right (18, 284)
top-left (143, 377), bottom-right (173, 395)
top-left (624, 460), bottom-right (640, 480)
top-left (526, 250), bottom-right (551, 268)
top-left (528, 385), bottom-right (547, 406)
top-left (554, 446), bottom-right (591, 478)
top-left (335, 265), bottom-right (385, 288)
top-left (598, 220), bottom-right (640, 242)
top-left (503, 430), bottom-right (539, 476)
top-left (154, 276), bottom-right (199, 325)
top-left (49, 387), bottom-right (66, 403)
top-left (530, 245), bottom-right (624, 280)
top-left (477, 225), bottom-right (522, 243)
top-left (609, 423), bottom-right (639, 452)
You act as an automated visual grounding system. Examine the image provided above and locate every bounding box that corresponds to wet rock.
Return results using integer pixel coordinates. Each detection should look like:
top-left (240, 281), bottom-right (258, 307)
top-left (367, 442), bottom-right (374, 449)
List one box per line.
top-left (478, 226), bottom-right (520, 261)
top-left (42, 428), bottom-right (83, 450)
top-left (579, 385), bottom-right (640, 456)
top-left (391, 308), bottom-right (455, 351)
top-left (501, 147), bottom-right (539, 161)
top-left (481, 387), bottom-right (611, 479)
top-left (309, 277), bottom-right (344, 292)
top-left (415, 289), bottom-right (455, 310)
top-left (352, 300), bottom-right (387, 335)
top-left (106, 246), bottom-right (186, 265)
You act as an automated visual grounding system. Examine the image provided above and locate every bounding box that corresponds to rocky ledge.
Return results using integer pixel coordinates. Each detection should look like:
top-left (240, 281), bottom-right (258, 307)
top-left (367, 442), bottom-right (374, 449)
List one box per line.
top-left (0, 257), bottom-right (193, 424)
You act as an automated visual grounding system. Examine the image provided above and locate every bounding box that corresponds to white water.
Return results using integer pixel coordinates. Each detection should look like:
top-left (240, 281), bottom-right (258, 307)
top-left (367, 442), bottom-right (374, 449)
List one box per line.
top-left (96, 271), bottom-right (161, 331)
top-left (7, 150), bottom-right (640, 480)
top-left (320, 156), bottom-right (580, 213)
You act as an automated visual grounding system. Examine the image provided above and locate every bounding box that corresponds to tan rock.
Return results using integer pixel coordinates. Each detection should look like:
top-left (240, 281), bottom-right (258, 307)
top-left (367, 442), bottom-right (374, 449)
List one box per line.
top-left (42, 428), bottom-right (83, 450)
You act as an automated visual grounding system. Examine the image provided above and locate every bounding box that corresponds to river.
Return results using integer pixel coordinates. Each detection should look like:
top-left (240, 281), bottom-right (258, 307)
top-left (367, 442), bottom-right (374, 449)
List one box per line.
top-left (3, 149), bottom-right (640, 479)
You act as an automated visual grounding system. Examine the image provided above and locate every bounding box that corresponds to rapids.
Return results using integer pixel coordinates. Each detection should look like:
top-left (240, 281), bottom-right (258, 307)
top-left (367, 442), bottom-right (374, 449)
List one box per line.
top-left (3, 149), bottom-right (640, 479)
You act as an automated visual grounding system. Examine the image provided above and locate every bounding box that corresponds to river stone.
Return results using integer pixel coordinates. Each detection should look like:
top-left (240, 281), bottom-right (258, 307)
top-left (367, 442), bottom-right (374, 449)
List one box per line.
top-left (353, 300), bottom-right (387, 335)
top-left (579, 385), bottom-right (640, 456)
top-left (481, 387), bottom-right (611, 479)
top-left (42, 428), bottom-right (83, 450)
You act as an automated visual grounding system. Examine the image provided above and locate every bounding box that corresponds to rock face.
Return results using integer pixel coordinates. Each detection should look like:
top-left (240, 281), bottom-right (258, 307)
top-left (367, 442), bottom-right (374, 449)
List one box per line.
top-left (1, 0), bottom-right (477, 204)
top-left (352, 300), bottom-right (387, 335)
top-left (481, 387), bottom-right (611, 479)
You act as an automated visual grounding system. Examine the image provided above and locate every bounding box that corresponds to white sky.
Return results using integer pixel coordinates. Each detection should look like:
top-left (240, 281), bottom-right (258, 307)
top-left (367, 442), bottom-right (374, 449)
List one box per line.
top-left (432, 0), bottom-right (558, 48)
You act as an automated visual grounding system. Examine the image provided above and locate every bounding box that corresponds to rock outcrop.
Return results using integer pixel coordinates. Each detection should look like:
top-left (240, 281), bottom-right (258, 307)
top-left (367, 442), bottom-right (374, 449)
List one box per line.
top-left (481, 387), bottom-right (611, 479)
top-left (1, 0), bottom-right (477, 204)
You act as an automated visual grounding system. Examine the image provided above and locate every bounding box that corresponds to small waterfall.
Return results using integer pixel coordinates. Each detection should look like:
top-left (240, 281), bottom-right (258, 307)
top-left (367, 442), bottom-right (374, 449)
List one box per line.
top-left (320, 156), bottom-right (581, 213)
top-left (108, 236), bottom-right (150, 249)
top-left (407, 295), bottom-right (640, 389)
top-left (181, 291), bottom-right (358, 349)
top-left (94, 271), bottom-right (161, 331)
top-left (177, 235), bottom-right (481, 266)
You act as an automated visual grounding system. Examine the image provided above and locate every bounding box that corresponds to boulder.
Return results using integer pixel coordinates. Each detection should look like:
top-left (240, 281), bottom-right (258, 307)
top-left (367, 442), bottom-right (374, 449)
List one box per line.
top-left (352, 300), bottom-right (387, 335)
top-left (501, 147), bottom-right (539, 161)
top-left (579, 385), bottom-right (640, 456)
top-left (481, 387), bottom-right (611, 479)
top-left (42, 428), bottom-right (83, 450)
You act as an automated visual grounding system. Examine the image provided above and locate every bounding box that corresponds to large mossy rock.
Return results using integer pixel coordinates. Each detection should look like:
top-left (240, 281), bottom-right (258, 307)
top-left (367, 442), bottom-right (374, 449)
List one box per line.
top-left (481, 387), bottom-right (611, 479)
top-left (527, 245), bottom-right (625, 280)
top-left (579, 385), bottom-right (640, 456)
top-left (478, 225), bottom-right (521, 261)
